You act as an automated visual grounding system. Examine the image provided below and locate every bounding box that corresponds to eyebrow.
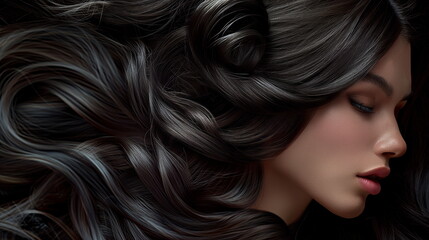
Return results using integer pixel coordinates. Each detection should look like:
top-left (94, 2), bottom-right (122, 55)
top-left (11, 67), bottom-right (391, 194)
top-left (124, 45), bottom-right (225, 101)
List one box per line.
top-left (363, 73), bottom-right (411, 101)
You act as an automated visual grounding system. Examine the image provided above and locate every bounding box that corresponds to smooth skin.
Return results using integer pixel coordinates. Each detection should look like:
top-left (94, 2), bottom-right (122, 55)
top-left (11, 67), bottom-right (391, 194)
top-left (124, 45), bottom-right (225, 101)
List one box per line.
top-left (252, 35), bottom-right (412, 225)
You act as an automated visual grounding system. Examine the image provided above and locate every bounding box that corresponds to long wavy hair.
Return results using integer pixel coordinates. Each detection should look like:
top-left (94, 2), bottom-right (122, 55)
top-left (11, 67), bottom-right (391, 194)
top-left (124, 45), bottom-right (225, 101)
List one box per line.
top-left (0, 0), bottom-right (427, 239)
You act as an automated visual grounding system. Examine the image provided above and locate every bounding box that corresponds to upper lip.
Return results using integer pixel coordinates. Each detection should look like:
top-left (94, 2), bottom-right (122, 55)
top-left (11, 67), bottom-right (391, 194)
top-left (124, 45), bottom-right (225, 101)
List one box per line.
top-left (357, 167), bottom-right (391, 181)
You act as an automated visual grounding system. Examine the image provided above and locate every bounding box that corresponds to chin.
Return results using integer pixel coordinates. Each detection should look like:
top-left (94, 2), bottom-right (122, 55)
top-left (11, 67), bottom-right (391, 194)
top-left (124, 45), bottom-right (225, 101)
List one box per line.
top-left (321, 197), bottom-right (366, 219)
top-left (334, 207), bottom-right (365, 219)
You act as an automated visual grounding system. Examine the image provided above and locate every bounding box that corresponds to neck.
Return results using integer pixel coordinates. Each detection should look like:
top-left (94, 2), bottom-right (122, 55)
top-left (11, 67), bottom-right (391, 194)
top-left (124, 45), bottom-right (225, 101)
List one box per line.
top-left (251, 161), bottom-right (311, 225)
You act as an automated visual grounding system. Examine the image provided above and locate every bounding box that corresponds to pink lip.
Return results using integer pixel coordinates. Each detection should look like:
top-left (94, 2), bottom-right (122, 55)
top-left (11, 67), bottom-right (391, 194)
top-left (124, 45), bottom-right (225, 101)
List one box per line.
top-left (357, 167), bottom-right (390, 195)
top-left (358, 167), bottom-right (390, 179)
top-left (358, 177), bottom-right (381, 195)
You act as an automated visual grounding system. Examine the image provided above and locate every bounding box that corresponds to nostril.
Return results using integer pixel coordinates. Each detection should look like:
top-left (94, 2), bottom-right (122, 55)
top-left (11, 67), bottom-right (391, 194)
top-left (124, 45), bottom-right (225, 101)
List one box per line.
top-left (376, 129), bottom-right (407, 159)
top-left (395, 139), bottom-right (407, 158)
top-left (383, 143), bottom-right (406, 158)
top-left (383, 152), bottom-right (398, 159)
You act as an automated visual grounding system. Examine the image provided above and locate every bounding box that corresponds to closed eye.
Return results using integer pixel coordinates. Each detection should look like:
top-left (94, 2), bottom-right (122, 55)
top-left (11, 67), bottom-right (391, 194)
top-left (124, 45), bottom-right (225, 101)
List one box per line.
top-left (349, 99), bottom-right (374, 114)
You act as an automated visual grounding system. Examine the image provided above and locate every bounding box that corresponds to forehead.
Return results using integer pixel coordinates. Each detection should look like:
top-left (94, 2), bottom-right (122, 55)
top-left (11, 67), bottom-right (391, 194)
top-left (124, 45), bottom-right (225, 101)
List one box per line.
top-left (369, 36), bottom-right (411, 98)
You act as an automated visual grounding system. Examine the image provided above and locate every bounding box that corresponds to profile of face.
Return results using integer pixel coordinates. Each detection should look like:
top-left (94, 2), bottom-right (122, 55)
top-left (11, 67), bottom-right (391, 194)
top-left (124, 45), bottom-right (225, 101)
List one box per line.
top-left (257, 36), bottom-right (412, 223)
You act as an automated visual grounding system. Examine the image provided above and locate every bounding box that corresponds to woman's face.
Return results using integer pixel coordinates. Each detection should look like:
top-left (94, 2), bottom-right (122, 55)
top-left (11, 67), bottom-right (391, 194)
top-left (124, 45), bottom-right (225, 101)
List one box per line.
top-left (265, 36), bottom-right (411, 219)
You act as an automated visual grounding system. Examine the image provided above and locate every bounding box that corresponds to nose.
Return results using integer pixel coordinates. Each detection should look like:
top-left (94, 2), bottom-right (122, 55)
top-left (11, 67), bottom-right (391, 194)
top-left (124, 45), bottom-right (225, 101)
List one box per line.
top-left (374, 121), bottom-right (407, 159)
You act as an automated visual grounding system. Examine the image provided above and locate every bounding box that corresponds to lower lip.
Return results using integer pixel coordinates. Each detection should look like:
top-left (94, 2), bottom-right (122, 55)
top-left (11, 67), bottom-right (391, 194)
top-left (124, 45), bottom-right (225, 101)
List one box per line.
top-left (358, 177), bottom-right (381, 195)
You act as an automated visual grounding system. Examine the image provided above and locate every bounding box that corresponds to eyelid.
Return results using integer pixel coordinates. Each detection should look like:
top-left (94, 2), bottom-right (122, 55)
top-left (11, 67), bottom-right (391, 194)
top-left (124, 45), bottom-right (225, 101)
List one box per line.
top-left (398, 100), bottom-right (407, 108)
top-left (349, 98), bottom-right (374, 113)
top-left (395, 101), bottom-right (408, 116)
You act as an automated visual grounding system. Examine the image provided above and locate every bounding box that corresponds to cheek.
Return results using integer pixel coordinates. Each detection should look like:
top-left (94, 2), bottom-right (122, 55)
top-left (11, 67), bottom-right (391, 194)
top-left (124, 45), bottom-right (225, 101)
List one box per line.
top-left (272, 101), bottom-right (374, 199)
top-left (281, 103), bottom-right (370, 173)
top-left (309, 104), bottom-right (371, 155)
top-left (273, 102), bottom-right (373, 216)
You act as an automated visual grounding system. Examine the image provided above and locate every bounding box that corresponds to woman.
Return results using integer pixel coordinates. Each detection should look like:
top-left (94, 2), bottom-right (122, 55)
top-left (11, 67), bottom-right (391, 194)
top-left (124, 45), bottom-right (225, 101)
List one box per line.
top-left (0, 0), bottom-right (428, 239)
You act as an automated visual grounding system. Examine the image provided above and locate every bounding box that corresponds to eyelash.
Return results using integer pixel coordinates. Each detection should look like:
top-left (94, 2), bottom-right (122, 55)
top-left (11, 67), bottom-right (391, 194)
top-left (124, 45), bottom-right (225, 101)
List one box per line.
top-left (349, 99), bottom-right (374, 114)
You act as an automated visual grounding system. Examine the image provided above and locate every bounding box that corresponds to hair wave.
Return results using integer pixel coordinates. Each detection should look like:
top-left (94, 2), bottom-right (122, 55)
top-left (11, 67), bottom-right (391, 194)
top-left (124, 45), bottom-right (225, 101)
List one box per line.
top-left (1, 0), bottom-right (427, 239)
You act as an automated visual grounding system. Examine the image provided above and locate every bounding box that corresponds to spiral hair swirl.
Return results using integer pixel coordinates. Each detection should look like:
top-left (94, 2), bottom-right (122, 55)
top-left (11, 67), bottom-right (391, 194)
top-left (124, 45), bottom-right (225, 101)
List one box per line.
top-left (1, 0), bottom-right (426, 239)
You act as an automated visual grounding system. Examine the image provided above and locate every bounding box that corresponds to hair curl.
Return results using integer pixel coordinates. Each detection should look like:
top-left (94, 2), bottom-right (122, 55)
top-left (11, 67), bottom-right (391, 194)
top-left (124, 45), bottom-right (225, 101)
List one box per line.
top-left (0, 0), bottom-right (428, 239)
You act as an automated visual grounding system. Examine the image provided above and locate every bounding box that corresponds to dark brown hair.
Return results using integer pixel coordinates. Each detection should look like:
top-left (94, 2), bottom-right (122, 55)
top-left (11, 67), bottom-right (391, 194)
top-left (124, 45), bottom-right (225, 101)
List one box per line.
top-left (0, 0), bottom-right (427, 239)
